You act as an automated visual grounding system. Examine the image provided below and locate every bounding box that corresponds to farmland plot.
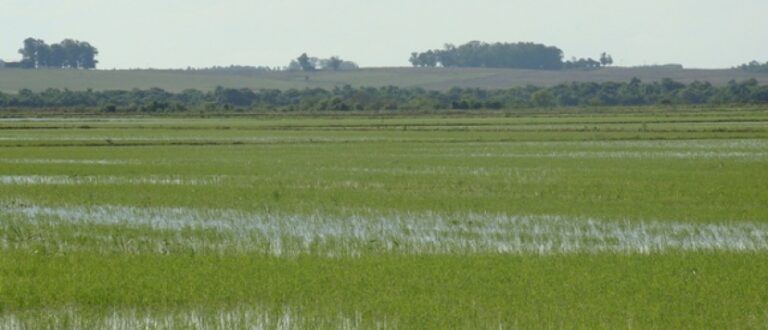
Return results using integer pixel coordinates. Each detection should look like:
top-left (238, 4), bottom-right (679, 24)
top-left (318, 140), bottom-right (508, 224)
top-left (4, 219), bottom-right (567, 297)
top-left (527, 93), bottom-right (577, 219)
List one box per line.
top-left (1, 110), bottom-right (767, 328)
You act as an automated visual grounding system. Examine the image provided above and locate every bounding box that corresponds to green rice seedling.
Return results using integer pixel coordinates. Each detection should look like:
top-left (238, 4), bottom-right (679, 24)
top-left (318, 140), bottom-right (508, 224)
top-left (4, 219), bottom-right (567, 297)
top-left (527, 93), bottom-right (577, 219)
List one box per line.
top-left (0, 109), bottom-right (767, 327)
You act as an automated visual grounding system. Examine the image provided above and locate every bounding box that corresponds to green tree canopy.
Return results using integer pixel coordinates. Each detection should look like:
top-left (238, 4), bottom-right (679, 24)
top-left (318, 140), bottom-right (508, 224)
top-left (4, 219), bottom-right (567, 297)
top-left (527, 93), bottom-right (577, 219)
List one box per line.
top-left (16, 38), bottom-right (98, 69)
top-left (409, 41), bottom-right (564, 70)
top-left (297, 53), bottom-right (315, 72)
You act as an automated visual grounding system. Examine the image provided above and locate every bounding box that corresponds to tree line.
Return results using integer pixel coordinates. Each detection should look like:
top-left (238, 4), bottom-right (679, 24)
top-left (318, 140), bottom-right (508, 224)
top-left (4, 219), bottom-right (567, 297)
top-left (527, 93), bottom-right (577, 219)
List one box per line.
top-left (409, 41), bottom-right (612, 70)
top-left (739, 60), bottom-right (768, 73)
top-left (1, 79), bottom-right (766, 112)
top-left (8, 38), bottom-right (99, 69)
top-left (288, 53), bottom-right (359, 71)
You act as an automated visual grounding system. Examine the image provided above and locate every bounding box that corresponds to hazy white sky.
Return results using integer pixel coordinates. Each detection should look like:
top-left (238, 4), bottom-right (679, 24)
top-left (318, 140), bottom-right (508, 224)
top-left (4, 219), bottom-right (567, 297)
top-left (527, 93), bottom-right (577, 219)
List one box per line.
top-left (1, 0), bottom-right (766, 69)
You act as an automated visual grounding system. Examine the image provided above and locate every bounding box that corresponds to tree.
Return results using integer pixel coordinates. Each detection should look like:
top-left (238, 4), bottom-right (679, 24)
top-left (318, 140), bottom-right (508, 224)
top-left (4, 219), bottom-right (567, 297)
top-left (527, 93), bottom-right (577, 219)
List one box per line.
top-left (738, 60), bottom-right (768, 73)
top-left (18, 38), bottom-right (47, 68)
top-left (76, 41), bottom-right (99, 69)
top-left (36, 43), bottom-right (51, 67)
top-left (600, 52), bottom-right (614, 66)
top-left (326, 56), bottom-right (343, 71)
top-left (60, 39), bottom-right (82, 68)
top-left (287, 60), bottom-right (301, 71)
top-left (49, 44), bottom-right (66, 68)
top-left (419, 50), bottom-right (438, 67)
top-left (409, 52), bottom-right (420, 67)
top-left (297, 53), bottom-right (315, 72)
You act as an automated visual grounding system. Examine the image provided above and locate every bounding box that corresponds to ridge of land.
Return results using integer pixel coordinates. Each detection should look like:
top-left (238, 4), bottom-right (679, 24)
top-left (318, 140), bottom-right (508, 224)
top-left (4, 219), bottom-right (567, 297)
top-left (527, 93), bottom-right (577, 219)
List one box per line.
top-left (2, 66), bottom-right (767, 93)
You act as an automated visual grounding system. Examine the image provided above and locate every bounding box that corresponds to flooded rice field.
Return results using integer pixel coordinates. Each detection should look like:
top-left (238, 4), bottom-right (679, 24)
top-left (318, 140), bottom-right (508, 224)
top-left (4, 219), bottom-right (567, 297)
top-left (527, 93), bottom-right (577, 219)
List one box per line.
top-left (2, 203), bottom-right (766, 256)
top-left (2, 113), bottom-right (767, 328)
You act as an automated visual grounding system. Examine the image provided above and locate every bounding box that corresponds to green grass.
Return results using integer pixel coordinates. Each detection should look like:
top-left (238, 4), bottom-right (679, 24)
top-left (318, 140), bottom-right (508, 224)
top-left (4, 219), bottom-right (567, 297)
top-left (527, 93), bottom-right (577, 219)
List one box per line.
top-left (1, 108), bottom-right (767, 328)
top-left (1, 66), bottom-right (767, 93)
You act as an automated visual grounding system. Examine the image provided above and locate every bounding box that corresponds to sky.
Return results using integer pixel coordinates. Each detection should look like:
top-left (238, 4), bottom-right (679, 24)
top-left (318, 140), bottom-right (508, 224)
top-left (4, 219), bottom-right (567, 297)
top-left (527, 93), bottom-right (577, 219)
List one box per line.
top-left (1, 0), bottom-right (766, 69)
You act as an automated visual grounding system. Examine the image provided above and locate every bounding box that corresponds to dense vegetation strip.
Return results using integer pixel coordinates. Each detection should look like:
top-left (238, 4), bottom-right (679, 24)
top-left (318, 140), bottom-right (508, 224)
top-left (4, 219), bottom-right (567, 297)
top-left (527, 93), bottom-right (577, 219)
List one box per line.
top-left (1, 79), bottom-right (767, 112)
top-left (739, 60), bottom-right (768, 73)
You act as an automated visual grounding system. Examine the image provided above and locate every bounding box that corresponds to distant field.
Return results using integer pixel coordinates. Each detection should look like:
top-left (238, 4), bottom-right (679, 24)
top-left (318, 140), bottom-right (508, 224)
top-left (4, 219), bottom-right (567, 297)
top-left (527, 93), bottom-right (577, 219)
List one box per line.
top-left (1, 66), bottom-right (767, 93)
top-left (1, 108), bottom-right (767, 328)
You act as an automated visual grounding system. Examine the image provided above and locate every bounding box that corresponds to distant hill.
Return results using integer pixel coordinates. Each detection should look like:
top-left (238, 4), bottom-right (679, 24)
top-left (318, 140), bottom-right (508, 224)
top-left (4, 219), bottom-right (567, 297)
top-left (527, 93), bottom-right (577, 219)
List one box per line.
top-left (1, 66), bottom-right (767, 93)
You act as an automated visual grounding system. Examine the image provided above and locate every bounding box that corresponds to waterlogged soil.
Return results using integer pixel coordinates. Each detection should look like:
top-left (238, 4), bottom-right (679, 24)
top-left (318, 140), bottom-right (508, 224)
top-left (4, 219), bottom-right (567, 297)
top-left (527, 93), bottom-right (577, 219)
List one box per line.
top-left (1, 111), bottom-right (767, 328)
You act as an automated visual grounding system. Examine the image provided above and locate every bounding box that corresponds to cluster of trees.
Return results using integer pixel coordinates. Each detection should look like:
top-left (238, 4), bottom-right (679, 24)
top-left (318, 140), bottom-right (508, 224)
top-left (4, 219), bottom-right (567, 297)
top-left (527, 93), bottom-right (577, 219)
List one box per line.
top-left (738, 61), bottom-right (768, 73)
top-left (288, 53), bottom-right (359, 72)
top-left (563, 53), bottom-right (613, 70)
top-left (1, 79), bottom-right (766, 112)
top-left (409, 41), bottom-right (564, 70)
top-left (409, 41), bottom-right (613, 71)
top-left (15, 38), bottom-right (99, 69)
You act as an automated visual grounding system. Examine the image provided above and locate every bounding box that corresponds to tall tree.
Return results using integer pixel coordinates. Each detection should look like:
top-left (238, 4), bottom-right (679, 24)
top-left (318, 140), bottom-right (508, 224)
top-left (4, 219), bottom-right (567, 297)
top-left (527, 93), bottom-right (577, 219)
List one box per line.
top-left (409, 52), bottom-right (420, 67)
top-left (326, 56), bottom-right (343, 71)
top-left (60, 39), bottom-right (81, 68)
top-left (600, 52), bottom-right (614, 66)
top-left (77, 41), bottom-right (99, 69)
top-left (48, 44), bottom-right (66, 68)
top-left (297, 53), bottom-right (315, 72)
top-left (18, 38), bottom-right (48, 68)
